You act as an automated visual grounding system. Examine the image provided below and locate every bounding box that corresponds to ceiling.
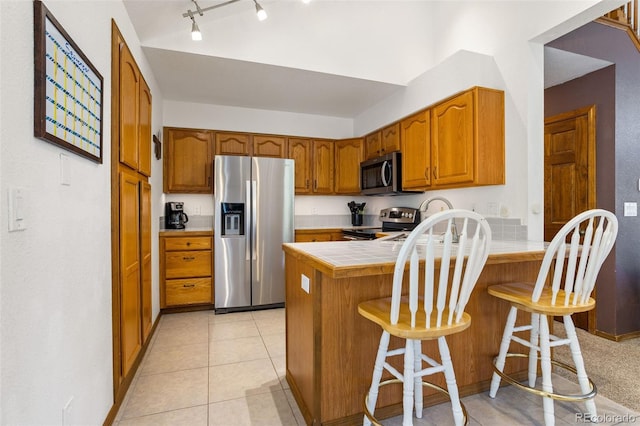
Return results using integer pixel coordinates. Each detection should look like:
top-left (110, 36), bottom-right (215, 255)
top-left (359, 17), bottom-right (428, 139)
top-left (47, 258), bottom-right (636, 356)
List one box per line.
top-left (544, 46), bottom-right (613, 89)
top-left (123, 0), bottom-right (613, 118)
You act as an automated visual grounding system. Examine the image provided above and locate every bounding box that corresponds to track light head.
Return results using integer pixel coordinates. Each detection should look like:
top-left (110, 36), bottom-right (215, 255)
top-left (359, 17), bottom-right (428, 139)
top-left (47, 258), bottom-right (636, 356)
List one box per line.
top-left (191, 17), bottom-right (202, 41)
top-left (254, 0), bottom-right (267, 21)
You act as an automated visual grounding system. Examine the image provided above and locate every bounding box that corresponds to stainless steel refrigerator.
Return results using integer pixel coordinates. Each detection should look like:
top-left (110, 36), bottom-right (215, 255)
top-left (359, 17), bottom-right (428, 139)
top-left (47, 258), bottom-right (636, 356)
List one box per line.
top-left (214, 155), bottom-right (294, 312)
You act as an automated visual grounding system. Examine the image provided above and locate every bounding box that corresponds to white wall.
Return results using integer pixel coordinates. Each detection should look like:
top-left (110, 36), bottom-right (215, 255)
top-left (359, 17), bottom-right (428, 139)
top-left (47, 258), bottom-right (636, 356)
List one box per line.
top-left (424, 0), bottom-right (625, 237)
top-left (352, 0), bottom-right (626, 238)
top-left (0, 1), bottom-right (164, 424)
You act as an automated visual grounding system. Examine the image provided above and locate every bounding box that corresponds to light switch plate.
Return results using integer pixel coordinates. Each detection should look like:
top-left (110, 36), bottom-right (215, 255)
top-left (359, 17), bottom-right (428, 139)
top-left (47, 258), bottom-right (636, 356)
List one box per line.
top-left (8, 187), bottom-right (27, 231)
top-left (624, 202), bottom-right (637, 217)
top-left (60, 153), bottom-right (71, 186)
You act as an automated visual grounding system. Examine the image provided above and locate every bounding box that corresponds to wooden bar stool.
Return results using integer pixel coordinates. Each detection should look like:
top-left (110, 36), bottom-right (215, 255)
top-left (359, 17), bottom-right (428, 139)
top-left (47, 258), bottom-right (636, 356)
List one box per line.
top-left (358, 209), bottom-right (492, 426)
top-left (488, 209), bottom-right (618, 425)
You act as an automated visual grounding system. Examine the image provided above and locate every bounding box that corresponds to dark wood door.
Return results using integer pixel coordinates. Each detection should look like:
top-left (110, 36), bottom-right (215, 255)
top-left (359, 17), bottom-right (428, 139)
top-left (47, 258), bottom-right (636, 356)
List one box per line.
top-left (544, 105), bottom-right (596, 330)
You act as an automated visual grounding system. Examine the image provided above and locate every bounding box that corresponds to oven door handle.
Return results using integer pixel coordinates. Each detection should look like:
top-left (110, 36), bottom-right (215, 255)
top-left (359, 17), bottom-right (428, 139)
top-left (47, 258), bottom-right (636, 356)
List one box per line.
top-left (381, 160), bottom-right (391, 187)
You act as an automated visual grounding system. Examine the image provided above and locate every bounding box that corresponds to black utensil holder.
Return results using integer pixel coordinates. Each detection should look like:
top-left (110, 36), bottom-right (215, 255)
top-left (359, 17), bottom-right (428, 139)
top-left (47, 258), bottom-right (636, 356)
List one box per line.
top-left (351, 213), bottom-right (363, 226)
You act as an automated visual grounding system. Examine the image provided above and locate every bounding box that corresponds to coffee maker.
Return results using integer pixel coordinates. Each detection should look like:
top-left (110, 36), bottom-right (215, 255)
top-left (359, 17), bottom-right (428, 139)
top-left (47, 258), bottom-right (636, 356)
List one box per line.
top-left (165, 202), bottom-right (189, 229)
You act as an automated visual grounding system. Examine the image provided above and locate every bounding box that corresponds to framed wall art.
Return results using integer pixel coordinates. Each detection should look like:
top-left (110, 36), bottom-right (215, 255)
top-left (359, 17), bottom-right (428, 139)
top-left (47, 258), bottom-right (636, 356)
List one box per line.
top-left (33, 0), bottom-right (103, 163)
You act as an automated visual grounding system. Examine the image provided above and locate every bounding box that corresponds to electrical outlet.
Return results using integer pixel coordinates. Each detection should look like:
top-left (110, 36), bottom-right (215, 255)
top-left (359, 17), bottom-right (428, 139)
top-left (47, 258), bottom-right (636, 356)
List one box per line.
top-left (624, 202), bottom-right (637, 217)
top-left (301, 274), bottom-right (310, 294)
top-left (311, 207), bottom-right (318, 215)
top-left (487, 202), bottom-right (498, 217)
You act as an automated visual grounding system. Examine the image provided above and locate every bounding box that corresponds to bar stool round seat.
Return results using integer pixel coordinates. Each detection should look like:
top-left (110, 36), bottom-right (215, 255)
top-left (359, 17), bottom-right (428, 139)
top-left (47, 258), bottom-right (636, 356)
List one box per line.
top-left (488, 209), bottom-right (618, 426)
top-left (358, 209), bottom-right (492, 426)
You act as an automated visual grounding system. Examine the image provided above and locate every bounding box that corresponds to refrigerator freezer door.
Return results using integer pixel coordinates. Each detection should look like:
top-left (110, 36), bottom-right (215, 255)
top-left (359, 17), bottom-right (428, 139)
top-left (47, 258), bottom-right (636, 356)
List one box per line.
top-left (251, 157), bottom-right (294, 306)
top-left (214, 156), bottom-right (251, 310)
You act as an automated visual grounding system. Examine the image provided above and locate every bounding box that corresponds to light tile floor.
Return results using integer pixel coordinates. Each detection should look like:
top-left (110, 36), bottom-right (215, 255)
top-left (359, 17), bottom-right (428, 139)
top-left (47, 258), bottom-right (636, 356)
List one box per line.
top-left (114, 308), bottom-right (639, 425)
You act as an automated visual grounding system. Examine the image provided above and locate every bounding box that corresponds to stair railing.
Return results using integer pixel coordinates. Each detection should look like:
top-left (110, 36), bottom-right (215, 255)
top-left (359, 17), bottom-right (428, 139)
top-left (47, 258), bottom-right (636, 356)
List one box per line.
top-left (600, 1), bottom-right (639, 47)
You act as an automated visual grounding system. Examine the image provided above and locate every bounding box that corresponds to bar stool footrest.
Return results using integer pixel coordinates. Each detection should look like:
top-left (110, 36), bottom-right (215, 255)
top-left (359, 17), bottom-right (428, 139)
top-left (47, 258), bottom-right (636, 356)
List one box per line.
top-left (363, 378), bottom-right (468, 425)
top-left (492, 352), bottom-right (597, 402)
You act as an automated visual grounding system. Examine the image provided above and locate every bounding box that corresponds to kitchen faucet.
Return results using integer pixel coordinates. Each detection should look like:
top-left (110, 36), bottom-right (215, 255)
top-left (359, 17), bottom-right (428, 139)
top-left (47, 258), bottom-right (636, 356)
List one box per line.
top-left (418, 196), bottom-right (459, 243)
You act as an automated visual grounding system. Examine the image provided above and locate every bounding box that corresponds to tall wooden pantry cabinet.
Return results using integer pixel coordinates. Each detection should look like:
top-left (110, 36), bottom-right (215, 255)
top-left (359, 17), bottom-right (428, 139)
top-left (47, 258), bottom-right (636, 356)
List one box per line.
top-left (110, 22), bottom-right (153, 405)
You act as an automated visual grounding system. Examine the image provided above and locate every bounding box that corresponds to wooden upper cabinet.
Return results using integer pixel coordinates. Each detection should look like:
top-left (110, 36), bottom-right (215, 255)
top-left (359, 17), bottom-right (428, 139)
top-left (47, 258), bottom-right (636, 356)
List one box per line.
top-left (401, 111), bottom-right (431, 190)
top-left (431, 90), bottom-right (475, 186)
top-left (215, 132), bottom-right (251, 156)
top-left (381, 122), bottom-right (401, 155)
top-left (288, 138), bottom-right (312, 194)
top-left (364, 131), bottom-right (381, 160)
top-left (118, 42), bottom-right (152, 176)
top-left (312, 139), bottom-right (334, 194)
top-left (119, 44), bottom-right (140, 171)
top-left (334, 138), bottom-right (363, 194)
top-left (431, 87), bottom-right (504, 187)
top-left (253, 135), bottom-right (287, 158)
top-left (163, 127), bottom-right (214, 193)
top-left (138, 78), bottom-right (152, 177)
top-left (364, 123), bottom-right (400, 159)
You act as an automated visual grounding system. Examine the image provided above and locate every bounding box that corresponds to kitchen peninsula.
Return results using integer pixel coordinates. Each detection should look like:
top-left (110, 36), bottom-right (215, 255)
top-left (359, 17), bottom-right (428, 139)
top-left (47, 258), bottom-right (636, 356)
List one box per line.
top-left (283, 239), bottom-right (548, 425)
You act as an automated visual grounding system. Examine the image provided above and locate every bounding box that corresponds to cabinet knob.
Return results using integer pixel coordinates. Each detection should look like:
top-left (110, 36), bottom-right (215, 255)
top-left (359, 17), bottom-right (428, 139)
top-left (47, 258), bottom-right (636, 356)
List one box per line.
top-left (186, 242), bottom-right (191, 246)
top-left (183, 256), bottom-right (195, 261)
top-left (433, 166), bottom-right (438, 179)
top-left (183, 283), bottom-right (196, 288)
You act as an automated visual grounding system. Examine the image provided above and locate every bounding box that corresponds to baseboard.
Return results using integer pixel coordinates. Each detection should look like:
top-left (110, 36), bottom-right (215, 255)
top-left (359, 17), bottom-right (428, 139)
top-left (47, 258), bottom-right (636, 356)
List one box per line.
top-left (160, 304), bottom-right (214, 315)
top-left (594, 328), bottom-right (640, 342)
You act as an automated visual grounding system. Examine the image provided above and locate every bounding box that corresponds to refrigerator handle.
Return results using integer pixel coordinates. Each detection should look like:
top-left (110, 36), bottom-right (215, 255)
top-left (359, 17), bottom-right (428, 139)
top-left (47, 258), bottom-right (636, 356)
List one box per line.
top-left (245, 180), bottom-right (252, 261)
top-left (251, 180), bottom-right (257, 260)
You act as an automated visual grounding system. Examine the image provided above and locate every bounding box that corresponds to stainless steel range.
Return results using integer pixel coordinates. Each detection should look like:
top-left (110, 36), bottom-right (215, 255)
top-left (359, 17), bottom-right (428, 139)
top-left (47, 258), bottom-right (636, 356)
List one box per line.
top-left (342, 207), bottom-right (420, 240)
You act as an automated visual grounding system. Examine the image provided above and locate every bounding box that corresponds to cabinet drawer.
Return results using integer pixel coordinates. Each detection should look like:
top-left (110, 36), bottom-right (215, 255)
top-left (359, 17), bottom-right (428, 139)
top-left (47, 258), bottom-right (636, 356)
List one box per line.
top-left (165, 277), bottom-right (212, 306)
top-left (165, 250), bottom-right (212, 278)
top-left (164, 236), bottom-right (212, 251)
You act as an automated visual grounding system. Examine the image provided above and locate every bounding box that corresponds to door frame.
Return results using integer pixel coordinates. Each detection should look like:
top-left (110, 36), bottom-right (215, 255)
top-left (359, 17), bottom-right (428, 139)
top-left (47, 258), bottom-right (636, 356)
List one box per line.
top-left (544, 104), bottom-right (597, 332)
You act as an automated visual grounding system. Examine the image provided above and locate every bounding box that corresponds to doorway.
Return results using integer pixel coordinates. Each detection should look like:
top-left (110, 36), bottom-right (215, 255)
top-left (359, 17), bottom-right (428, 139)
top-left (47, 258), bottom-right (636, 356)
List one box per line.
top-left (544, 105), bottom-right (596, 331)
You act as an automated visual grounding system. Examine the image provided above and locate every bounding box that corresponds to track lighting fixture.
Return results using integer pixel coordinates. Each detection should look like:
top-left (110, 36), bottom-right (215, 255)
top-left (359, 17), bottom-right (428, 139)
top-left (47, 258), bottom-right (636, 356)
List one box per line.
top-left (183, 0), bottom-right (311, 40)
top-left (182, 0), bottom-right (270, 40)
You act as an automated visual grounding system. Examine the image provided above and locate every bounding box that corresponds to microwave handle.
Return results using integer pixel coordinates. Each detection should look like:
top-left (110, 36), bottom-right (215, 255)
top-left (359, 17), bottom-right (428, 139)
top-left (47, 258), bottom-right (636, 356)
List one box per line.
top-left (381, 160), bottom-right (391, 187)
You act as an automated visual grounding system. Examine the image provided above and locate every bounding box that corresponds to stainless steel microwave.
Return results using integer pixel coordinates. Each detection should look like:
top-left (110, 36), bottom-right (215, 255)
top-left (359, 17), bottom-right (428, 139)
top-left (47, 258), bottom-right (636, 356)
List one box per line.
top-left (360, 151), bottom-right (408, 196)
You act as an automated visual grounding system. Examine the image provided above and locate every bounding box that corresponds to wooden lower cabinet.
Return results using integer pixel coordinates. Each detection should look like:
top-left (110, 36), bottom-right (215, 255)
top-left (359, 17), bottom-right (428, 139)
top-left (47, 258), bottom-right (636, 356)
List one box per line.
top-left (295, 229), bottom-right (345, 242)
top-left (140, 181), bottom-right (152, 341)
top-left (165, 277), bottom-right (212, 306)
top-left (160, 232), bottom-right (214, 309)
top-left (119, 169), bottom-right (142, 375)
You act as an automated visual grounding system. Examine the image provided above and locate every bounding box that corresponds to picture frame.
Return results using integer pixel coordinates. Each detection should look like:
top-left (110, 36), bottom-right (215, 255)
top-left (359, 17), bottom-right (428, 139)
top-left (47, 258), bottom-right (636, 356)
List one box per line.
top-left (33, 0), bottom-right (103, 164)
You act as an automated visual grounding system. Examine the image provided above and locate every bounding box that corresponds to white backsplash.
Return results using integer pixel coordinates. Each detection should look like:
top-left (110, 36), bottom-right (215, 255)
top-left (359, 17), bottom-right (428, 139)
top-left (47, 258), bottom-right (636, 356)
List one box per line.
top-left (163, 194), bottom-right (528, 239)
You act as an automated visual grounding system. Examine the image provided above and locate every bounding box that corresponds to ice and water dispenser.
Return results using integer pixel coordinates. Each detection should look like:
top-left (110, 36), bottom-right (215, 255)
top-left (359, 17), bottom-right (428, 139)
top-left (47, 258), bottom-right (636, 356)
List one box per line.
top-left (220, 203), bottom-right (244, 236)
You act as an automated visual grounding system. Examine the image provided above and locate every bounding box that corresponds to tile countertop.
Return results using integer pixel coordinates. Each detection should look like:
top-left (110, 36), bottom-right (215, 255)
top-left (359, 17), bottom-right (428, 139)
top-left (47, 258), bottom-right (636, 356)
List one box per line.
top-left (282, 239), bottom-right (548, 279)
